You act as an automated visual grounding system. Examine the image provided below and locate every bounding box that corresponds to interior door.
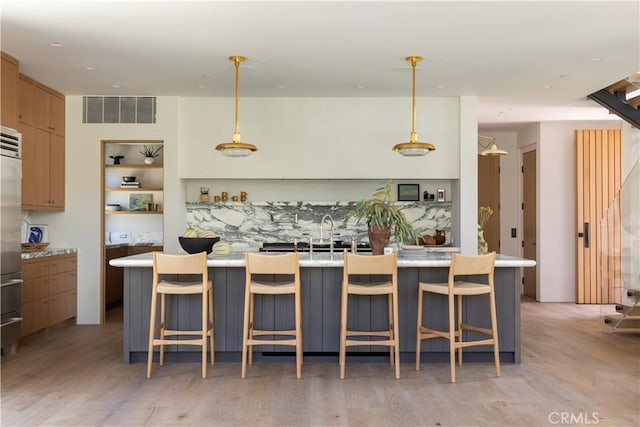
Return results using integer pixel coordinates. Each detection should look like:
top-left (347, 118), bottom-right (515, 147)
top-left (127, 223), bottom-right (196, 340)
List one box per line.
top-left (522, 150), bottom-right (537, 299)
top-left (478, 155), bottom-right (500, 253)
top-left (575, 129), bottom-right (622, 304)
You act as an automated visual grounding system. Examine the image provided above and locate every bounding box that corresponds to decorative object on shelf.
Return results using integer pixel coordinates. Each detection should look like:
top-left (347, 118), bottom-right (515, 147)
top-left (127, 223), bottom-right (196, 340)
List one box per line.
top-left (232, 195), bottom-right (239, 202)
top-left (478, 206), bottom-right (494, 253)
top-left (139, 145), bottom-right (162, 164)
top-left (240, 191), bottom-right (247, 202)
top-left (27, 224), bottom-right (48, 243)
top-left (109, 155), bottom-right (124, 164)
top-left (392, 56), bottom-right (435, 156)
top-left (478, 135), bottom-right (508, 156)
top-left (221, 191), bottom-right (228, 202)
top-left (200, 187), bottom-right (210, 202)
top-left (345, 180), bottom-right (417, 254)
top-left (423, 190), bottom-right (435, 201)
top-left (397, 183), bottom-right (420, 201)
top-left (105, 204), bottom-right (122, 211)
top-left (129, 193), bottom-right (153, 211)
top-left (215, 56), bottom-right (258, 157)
top-left (214, 195), bottom-right (221, 202)
top-left (122, 176), bottom-right (136, 182)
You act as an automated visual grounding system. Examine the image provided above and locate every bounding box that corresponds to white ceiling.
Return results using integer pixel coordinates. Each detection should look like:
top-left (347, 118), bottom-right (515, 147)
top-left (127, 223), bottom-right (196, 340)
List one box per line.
top-left (1, 0), bottom-right (638, 126)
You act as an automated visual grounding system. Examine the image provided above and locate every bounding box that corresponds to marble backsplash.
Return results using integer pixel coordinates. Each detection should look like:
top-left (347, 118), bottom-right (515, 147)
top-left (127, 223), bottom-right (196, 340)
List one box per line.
top-left (185, 201), bottom-right (452, 250)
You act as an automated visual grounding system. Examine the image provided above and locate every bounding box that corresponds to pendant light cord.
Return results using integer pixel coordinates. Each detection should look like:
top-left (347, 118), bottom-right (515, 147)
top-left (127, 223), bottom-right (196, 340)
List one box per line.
top-left (411, 57), bottom-right (417, 137)
top-left (234, 56), bottom-right (240, 136)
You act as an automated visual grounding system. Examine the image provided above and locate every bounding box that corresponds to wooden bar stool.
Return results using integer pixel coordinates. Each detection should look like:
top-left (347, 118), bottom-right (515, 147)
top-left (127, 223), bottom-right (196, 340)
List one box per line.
top-left (416, 252), bottom-right (500, 383)
top-left (339, 252), bottom-right (400, 379)
top-left (242, 252), bottom-right (302, 379)
top-left (147, 251), bottom-right (214, 379)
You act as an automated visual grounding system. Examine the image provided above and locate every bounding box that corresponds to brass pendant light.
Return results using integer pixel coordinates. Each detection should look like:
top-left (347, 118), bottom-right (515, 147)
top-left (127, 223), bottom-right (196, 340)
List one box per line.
top-left (215, 56), bottom-right (258, 157)
top-left (478, 135), bottom-right (508, 156)
top-left (392, 56), bottom-right (435, 156)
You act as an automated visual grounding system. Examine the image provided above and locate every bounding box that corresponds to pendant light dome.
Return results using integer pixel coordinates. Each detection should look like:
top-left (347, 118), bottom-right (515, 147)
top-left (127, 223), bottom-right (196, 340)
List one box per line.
top-left (392, 56), bottom-right (435, 156)
top-left (215, 56), bottom-right (258, 157)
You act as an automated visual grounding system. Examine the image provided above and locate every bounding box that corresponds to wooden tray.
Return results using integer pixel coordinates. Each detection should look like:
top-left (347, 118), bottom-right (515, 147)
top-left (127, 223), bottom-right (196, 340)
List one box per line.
top-left (21, 242), bottom-right (50, 252)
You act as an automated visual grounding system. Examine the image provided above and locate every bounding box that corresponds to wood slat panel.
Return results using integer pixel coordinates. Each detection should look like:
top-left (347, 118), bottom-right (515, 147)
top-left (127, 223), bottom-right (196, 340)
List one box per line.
top-left (575, 129), bottom-right (623, 304)
top-left (575, 131), bottom-right (585, 304)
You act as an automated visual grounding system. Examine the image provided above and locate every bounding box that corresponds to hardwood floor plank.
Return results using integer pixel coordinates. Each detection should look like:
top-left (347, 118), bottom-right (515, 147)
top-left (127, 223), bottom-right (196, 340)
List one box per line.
top-left (2, 300), bottom-right (638, 426)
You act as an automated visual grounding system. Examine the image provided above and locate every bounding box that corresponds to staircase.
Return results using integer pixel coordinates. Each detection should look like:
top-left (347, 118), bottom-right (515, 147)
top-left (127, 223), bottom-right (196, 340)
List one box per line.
top-left (604, 288), bottom-right (640, 331)
top-left (588, 72), bottom-right (640, 128)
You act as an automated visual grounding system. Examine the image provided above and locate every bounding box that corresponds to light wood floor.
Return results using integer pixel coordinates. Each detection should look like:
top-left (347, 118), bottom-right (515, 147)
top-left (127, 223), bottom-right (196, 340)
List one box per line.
top-left (1, 299), bottom-right (638, 426)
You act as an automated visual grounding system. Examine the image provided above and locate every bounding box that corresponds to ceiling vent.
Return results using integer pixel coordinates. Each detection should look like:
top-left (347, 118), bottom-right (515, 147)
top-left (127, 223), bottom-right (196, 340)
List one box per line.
top-left (82, 96), bottom-right (156, 124)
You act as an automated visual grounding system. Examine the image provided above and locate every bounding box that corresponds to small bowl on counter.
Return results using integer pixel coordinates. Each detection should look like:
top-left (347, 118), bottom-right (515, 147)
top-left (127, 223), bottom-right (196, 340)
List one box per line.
top-left (122, 176), bottom-right (136, 182)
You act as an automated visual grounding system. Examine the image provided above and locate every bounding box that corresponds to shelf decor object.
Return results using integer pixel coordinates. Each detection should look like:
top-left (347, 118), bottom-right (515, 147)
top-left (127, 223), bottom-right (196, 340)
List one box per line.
top-left (392, 56), bottom-right (435, 157)
top-left (215, 55), bottom-right (258, 157)
top-left (129, 193), bottom-right (153, 211)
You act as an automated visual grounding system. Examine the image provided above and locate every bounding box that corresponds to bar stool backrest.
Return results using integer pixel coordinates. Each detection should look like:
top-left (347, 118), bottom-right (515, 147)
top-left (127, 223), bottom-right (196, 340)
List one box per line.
top-left (245, 252), bottom-right (300, 275)
top-left (449, 252), bottom-right (496, 281)
top-left (344, 252), bottom-right (398, 276)
top-left (153, 251), bottom-right (208, 283)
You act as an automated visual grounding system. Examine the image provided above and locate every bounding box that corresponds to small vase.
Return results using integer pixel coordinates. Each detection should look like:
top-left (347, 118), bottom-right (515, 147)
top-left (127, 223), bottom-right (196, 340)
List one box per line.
top-left (200, 194), bottom-right (210, 202)
top-left (478, 228), bottom-right (488, 253)
top-left (144, 157), bottom-right (155, 165)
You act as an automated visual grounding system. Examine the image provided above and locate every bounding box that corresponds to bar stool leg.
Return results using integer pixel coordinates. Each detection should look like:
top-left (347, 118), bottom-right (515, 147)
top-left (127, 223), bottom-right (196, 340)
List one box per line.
top-left (248, 293), bottom-right (255, 366)
top-left (415, 286), bottom-right (424, 371)
top-left (339, 290), bottom-right (348, 379)
top-left (392, 289), bottom-right (400, 380)
top-left (201, 289), bottom-right (207, 379)
top-left (241, 286), bottom-right (251, 379)
top-left (448, 292), bottom-right (456, 383)
top-left (457, 294), bottom-right (463, 366)
top-left (159, 293), bottom-right (166, 366)
top-left (295, 288), bottom-right (303, 379)
top-left (209, 287), bottom-right (215, 366)
top-left (490, 287), bottom-right (501, 377)
top-left (146, 289), bottom-right (158, 379)
top-left (387, 293), bottom-right (394, 366)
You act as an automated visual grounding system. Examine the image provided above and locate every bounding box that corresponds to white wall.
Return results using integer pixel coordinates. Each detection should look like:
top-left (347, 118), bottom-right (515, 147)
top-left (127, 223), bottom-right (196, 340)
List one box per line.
top-left (178, 97), bottom-right (461, 179)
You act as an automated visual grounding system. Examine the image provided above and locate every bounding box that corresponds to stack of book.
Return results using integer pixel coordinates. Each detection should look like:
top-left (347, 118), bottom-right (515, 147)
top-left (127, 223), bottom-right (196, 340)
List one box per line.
top-left (120, 181), bottom-right (141, 188)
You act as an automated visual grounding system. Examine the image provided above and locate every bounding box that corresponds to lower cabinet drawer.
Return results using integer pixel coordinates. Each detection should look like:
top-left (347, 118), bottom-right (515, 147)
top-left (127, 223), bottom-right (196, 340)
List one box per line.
top-left (48, 290), bottom-right (76, 325)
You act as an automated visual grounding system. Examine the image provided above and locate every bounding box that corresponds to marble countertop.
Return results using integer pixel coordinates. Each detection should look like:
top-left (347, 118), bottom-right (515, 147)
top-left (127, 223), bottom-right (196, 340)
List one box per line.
top-left (109, 251), bottom-right (536, 268)
top-left (21, 247), bottom-right (77, 259)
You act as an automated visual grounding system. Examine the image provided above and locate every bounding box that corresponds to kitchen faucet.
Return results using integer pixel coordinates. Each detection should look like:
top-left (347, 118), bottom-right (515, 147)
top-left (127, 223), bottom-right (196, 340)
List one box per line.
top-left (319, 214), bottom-right (335, 244)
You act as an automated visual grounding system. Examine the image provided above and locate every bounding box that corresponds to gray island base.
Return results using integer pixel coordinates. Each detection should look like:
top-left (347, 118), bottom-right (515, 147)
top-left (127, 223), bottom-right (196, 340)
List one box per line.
top-left (111, 252), bottom-right (535, 365)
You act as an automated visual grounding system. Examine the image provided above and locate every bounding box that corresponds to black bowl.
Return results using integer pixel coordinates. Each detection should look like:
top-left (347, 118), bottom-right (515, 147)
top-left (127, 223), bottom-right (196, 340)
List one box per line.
top-left (122, 176), bottom-right (136, 182)
top-left (178, 236), bottom-right (220, 254)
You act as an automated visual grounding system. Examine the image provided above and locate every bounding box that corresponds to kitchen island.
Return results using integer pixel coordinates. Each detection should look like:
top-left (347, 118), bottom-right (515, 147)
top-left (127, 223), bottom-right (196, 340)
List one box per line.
top-left (110, 252), bottom-right (535, 364)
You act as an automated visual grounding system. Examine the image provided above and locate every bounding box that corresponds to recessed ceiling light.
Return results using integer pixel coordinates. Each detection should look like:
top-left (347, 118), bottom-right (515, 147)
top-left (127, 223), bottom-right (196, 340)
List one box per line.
top-left (357, 85), bottom-right (366, 89)
top-left (50, 42), bottom-right (61, 47)
top-left (559, 74), bottom-right (568, 78)
top-left (198, 84), bottom-right (207, 89)
top-left (85, 66), bottom-right (96, 71)
top-left (202, 73), bottom-right (212, 78)
top-left (543, 85), bottom-right (552, 89)
top-left (277, 85), bottom-right (287, 89)
top-left (436, 85), bottom-right (445, 89)
top-left (111, 84), bottom-right (120, 89)
top-left (591, 57), bottom-right (602, 61)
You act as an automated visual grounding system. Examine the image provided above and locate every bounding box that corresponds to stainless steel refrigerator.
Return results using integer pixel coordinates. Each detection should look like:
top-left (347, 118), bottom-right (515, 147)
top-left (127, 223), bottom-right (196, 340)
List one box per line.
top-left (1, 125), bottom-right (23, 355)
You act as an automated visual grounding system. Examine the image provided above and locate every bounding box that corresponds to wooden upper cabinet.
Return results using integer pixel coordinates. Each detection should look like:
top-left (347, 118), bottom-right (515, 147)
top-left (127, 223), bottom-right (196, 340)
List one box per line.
top-left (1, 52), bottom-right (19, 129)
top-left (18, 74), bottom-right (36, 126)
top-left (48, 133), bottom-right (65, 209)
top-left (17, 123), bottom-right (37, 209)
top-left (18, 74), bottom-right (65, 136)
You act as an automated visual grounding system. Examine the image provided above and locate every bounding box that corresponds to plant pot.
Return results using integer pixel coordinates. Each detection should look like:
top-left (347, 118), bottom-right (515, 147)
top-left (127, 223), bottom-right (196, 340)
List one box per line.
top-left (144, 157), bottom-right (155, 165)
top-left (368, 224), bottom-right (391, 255)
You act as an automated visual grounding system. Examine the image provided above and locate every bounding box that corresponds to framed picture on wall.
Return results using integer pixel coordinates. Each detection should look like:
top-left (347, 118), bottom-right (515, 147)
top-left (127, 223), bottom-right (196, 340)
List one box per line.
top-left (397, 184), bottom-right (420, 201)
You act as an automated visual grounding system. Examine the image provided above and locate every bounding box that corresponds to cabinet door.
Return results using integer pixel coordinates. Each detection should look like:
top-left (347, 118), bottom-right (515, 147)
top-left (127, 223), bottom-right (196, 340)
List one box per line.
top-left (21, 298), bottom-right (48, 337)
top-left (1, 54), bottom-right (18, 129)
top-left (22, 275), bottom-right (48, 303)
top-left (18, 123), bottom-right (38, 209)
top-left (49, 93), bottom-right (65, 136)
top-left (48, 133), bottom-right (65, 210)
top-left (34, 85), bottom-right (50, 132)
top-left (17, 75), bottom-right (35, 126)
top-left (49, 270), bottom-right (76, 295)
top-left (34, 128), bottom-right (51, 208)
top-left (49, 290), bottom-right (76, 325)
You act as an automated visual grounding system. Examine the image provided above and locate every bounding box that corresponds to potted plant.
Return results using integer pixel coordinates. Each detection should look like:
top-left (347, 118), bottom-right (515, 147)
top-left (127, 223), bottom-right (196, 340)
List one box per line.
top-left (346, 180), bottom-right (417, 254)
top-left (139, 145), bottom-right (162, 164)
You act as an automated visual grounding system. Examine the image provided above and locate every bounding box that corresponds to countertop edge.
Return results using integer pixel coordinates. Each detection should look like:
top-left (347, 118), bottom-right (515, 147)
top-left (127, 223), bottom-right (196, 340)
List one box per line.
top-left (110, 252), bottom-right (536, 268)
